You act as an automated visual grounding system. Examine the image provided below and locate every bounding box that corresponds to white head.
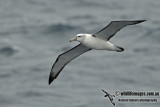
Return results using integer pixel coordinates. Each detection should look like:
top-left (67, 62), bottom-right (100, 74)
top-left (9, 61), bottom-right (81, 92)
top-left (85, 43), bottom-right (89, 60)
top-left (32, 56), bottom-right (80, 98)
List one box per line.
top-left (69, 34), bottom-right (86, 43)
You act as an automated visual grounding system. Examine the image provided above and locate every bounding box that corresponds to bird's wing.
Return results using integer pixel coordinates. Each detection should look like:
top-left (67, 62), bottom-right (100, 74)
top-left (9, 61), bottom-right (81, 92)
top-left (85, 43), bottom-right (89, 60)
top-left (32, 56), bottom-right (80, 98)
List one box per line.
top-left (49, 44), bottom-right (91, 85)
top-left (108, 95), bottom-right (115, 106)
top-left (102, 89), bottom-right (108, 95)
top-left (93, 20), bottom-right (146, 41)
top-left (110, 99), bottom-right (115, 106)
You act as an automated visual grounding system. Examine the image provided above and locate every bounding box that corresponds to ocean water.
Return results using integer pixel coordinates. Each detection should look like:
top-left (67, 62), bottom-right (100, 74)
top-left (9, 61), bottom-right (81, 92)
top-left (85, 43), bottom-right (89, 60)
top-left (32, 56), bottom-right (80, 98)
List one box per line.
top-left (0, 0), bottom-right (160, 107)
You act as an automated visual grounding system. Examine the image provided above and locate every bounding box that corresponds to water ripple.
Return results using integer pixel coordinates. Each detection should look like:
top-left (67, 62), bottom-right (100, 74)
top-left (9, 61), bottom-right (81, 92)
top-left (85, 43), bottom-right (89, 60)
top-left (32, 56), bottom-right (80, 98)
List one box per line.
top-left (0, 46), bottom-right (18, 56)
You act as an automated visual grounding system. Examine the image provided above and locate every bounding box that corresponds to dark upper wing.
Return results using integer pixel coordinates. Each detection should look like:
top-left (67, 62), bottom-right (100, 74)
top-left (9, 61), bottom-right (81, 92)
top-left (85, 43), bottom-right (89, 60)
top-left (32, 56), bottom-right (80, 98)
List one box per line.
top-left (49, 44), bottom-right (91, 85)
top-left (94, 20), bottom-right (146, 41)
top-left (102, 89), bottom-right (109, 95)
top-left (109, 98), bottom-right (115, 106)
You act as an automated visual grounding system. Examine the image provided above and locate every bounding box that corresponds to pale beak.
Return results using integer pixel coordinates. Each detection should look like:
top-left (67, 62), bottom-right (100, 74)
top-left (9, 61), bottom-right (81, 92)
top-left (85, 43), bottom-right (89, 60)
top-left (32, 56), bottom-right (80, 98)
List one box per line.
top-left (69, 36), bottom-right (77, 42)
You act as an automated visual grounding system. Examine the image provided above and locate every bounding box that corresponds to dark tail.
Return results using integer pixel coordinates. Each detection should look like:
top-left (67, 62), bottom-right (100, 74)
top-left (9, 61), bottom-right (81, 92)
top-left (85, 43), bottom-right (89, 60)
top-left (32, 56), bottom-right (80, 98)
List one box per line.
top-left (116, 46), bottom-right (124, 52)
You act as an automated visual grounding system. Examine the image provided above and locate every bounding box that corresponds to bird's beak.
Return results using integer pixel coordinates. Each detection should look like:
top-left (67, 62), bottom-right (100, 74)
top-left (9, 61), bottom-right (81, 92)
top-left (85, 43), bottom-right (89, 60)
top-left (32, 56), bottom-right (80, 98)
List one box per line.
top-left (69, 36), bottom-right (77, 42)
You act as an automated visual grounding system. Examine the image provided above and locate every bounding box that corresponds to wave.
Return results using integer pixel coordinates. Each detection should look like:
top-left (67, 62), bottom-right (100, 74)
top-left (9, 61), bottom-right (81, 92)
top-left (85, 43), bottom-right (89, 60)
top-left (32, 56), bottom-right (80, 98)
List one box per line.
top-left (17, 90), bottom-right (43, 98)
top-left (43, 23), bottom-right (77, 34)
top-left (0, 73), bottom-right (11, 78)
top-left (0, 46), bottom-right (18, 56)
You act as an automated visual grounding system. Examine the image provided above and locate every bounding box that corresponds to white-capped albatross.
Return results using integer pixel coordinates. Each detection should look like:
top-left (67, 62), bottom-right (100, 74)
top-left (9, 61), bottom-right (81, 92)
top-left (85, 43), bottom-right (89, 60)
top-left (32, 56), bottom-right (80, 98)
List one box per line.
top-left (49, 20), bottom-right (146, 85)
top-left (101, 89), bottom-right (115, 106)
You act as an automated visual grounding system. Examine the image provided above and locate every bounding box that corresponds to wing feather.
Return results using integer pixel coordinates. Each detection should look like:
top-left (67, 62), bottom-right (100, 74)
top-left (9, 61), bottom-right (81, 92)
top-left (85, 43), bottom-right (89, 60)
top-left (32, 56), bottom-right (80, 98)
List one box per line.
top-left (94, 20), bottom-right (146, 40)
top-left (49, 44), bottom-right (91, 85)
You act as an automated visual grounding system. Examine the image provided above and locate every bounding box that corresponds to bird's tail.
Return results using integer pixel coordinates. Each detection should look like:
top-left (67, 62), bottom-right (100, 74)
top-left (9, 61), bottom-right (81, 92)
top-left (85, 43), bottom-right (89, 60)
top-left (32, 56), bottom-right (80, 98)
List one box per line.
top-left (115, 46), bottom-right (124, 52)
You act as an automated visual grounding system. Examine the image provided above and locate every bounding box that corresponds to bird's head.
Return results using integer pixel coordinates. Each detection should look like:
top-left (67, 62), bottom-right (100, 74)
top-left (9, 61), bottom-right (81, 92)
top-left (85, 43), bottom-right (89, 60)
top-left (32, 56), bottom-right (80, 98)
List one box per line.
top-left (69, 34), bottom-right (86, 43)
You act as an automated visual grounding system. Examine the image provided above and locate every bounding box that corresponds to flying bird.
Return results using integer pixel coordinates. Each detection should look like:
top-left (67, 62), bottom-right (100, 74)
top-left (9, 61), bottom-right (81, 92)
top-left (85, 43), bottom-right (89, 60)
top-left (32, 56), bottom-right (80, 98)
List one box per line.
top-left (101, 89), bottom-right (116, 106)
top-left (49, 20), bottom-right (146, 85)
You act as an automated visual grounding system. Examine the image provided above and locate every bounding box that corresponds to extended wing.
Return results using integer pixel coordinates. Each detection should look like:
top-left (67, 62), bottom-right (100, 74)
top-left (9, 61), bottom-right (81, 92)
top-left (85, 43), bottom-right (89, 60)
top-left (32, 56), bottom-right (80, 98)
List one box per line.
top-left (49, 44), bottom-right (91, 85)
top-left (102, 89), bottom-right (115, 106)
top-left (94, 20), bottom-right (146, 41)
top-left (101, 89), bottom-right (109, 97)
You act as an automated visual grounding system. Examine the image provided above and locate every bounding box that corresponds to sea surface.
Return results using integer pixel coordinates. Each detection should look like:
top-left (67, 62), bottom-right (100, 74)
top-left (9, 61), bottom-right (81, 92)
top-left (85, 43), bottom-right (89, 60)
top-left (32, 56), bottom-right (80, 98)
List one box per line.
top-left (0, 0), bottom-right (160, 107)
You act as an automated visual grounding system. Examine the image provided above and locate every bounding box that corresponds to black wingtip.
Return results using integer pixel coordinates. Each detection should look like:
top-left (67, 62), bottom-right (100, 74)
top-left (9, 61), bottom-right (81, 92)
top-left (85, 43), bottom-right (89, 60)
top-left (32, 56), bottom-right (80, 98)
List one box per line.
top-left (135, 20), bottom-right (146, 24)
top-left (116, 46), bottom-right (124, 52)
top-left (101, 89), bottom-right (105, 92)
top-left (48, 72), bottom-right (55, 85)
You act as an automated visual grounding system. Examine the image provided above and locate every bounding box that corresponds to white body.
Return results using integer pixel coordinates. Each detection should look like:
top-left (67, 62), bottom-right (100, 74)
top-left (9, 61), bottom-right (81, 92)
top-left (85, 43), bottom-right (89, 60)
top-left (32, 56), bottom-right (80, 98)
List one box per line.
top-left (69, 33), bottom-right (122, 52)
top-left (81, 34), bottom-right (117, 51)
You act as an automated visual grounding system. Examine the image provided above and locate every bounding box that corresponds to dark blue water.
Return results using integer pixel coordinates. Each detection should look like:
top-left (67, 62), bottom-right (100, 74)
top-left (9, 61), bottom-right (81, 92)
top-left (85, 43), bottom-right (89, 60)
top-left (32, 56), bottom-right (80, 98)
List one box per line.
top-left (0, 0), bottom-right (160, 107)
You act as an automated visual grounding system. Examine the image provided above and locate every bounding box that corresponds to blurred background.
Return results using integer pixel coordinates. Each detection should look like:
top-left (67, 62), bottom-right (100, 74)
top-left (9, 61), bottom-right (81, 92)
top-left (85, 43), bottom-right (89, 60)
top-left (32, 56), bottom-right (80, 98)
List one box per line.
top-left (0, 0), bottom-right (160, 107)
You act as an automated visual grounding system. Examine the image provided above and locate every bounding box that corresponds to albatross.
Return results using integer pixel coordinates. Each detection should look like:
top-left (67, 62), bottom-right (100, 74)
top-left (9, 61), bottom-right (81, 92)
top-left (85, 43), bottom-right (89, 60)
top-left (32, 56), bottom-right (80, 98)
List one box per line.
top-left (49, 20), bottom-right (146, 85)
top-left (101, 89), bottom-right (115, 106)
